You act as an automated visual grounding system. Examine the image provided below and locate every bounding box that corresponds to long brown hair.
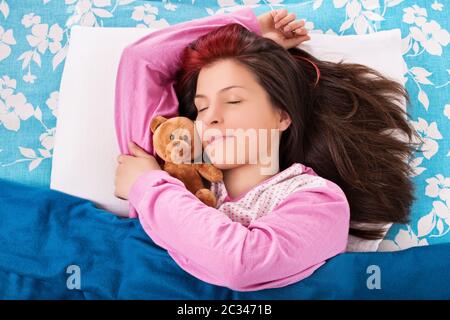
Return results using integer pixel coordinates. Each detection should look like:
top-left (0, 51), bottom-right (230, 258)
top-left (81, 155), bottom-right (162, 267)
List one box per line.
top-left (174, 23), bottom-right (424, 240)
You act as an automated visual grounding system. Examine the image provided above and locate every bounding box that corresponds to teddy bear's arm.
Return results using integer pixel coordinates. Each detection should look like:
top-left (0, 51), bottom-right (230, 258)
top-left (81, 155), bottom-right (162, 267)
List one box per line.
top-left (195, 164), bottom-right (223, 183)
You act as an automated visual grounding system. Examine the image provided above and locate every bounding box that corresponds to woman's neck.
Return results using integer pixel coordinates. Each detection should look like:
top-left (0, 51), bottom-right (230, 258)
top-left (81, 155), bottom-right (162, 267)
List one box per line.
top-left (223, 163), bottom-right (280, 200)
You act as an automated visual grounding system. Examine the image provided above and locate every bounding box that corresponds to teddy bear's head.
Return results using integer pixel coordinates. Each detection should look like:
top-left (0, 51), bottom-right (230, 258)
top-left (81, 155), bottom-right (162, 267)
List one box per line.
top-left (150, 116), bottom-right (202, 164)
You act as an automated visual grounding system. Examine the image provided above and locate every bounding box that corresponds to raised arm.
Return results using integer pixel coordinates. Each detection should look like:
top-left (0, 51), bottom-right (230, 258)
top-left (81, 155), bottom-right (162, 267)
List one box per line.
top-left (114, 7), bottom-right (261, 158)
top-left (114, 8), bottom-right (261, 217)
top-left (128, 169), bottom-right (350, 291)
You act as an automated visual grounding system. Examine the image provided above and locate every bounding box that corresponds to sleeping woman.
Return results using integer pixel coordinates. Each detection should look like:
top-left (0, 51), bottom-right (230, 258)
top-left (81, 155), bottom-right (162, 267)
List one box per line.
top-left (114, 7), bottom-right (422, 291)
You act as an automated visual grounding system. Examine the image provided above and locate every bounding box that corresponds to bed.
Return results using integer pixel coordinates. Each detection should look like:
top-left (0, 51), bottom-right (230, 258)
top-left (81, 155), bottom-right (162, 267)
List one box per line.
top-left (0, 177), bottom-right (449, 299)
top-left (0, 0), bottom-right (449, 299)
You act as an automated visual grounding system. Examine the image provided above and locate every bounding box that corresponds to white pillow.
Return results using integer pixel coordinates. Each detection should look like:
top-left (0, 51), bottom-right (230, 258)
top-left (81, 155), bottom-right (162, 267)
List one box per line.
top-left (51, 26), bottom-right (156, 217)
top-left (51, 26), bottom-right (406, 251)
top-left (302, 29), bottom-right (406, 85)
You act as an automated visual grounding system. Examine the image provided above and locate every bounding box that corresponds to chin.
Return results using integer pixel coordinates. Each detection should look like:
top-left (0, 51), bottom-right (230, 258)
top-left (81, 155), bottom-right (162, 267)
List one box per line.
top-left (202, 142), bottom-right (250, 169)
top-left (209, 162), bottom-right (244, 170)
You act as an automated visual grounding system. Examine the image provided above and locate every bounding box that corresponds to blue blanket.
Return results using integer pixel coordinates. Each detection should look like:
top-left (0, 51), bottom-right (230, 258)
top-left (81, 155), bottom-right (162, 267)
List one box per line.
top-left (0, 178), bottom-right (449, 299)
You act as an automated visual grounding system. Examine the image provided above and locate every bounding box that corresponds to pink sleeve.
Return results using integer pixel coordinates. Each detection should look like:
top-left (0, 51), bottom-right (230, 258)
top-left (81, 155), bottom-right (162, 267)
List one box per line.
top-left (128, 170), bottom-right (350, 291)
top-left (114, 7), bottom-right (262, 217)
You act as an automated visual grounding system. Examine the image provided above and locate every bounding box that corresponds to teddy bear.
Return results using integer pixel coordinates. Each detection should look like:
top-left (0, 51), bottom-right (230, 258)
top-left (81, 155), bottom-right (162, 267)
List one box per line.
top-left (150, 115), bottom-right (223, 208)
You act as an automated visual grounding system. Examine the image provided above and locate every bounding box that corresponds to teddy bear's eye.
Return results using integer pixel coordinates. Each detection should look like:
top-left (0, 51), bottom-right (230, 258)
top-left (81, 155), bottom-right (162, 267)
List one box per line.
top-left (182, 135), bottom-right (189, 141)
top-left (169, 134), bottom-right (175, 140)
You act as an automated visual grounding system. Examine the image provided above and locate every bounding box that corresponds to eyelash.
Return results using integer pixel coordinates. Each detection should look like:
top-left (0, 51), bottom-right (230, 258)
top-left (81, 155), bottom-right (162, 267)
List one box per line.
top-left (197, 101), bottom-right (241, 113)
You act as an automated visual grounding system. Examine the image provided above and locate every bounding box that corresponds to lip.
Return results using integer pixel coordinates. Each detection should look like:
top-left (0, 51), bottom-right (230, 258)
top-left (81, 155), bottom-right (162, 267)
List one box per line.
top-left (207, 135), bottom-right (233, 145)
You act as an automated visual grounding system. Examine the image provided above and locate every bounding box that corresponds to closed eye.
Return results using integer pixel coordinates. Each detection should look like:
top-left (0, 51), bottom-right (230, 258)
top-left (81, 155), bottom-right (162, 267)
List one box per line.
top-left (198, 101), bottom-right (241, 113)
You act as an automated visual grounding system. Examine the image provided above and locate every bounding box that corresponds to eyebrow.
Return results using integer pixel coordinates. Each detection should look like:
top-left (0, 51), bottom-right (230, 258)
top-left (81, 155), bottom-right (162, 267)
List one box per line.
top-left (194, 85), bottom-right (246, 99)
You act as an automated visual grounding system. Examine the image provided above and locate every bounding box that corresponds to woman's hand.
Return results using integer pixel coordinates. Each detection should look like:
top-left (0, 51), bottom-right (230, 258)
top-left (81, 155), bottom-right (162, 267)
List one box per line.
top-left (115, 141), bottom-right (162, 200)
top-left (257, 9), bottom-right (310, 49)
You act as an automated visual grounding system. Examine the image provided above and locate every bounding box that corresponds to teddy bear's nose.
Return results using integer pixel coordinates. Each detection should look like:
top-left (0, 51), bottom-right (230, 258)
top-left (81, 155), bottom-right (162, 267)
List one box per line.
top-left (173, 141), bottom-right (180, 146)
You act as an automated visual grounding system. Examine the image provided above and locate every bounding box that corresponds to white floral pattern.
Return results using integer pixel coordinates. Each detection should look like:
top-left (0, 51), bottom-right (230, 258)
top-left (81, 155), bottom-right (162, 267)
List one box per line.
top-left (0, 0), bottom-right (449, 249)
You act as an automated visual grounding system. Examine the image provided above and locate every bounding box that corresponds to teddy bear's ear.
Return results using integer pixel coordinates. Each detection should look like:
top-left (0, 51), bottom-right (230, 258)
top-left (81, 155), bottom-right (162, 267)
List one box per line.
top-left (150, 115), bottom-right (168, 133)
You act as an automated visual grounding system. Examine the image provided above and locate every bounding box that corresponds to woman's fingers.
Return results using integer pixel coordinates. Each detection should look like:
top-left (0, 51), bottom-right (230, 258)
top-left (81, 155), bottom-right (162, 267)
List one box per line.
top-left (272, 9), bottom-right (306, 33)
top-left (273, 9), bottom-right (287, 25)
top-left (293, 27), bottom-right (309, 36)
top-left (275, 12), bottom-right (296, 29)
top-left (284, 19), bottom-right (305, 33)
top-left (266, 9), bottom-right (311, 48)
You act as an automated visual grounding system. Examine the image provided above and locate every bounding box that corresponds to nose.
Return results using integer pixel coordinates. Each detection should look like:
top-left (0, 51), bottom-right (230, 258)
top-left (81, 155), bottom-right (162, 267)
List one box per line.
top-left (201, 105), bottom-right (224, 126)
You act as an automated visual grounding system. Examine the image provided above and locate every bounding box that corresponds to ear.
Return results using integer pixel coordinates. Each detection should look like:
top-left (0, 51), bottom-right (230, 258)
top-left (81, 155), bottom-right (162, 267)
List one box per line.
top-left (150, 115), bottom-right (168, 133)
top-left (278, 110), bottom-right (292, 132)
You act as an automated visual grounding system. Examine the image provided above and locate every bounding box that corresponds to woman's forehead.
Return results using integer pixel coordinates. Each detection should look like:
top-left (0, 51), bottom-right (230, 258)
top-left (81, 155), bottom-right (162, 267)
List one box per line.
top-left (196, 60), bottom-right (255, 89)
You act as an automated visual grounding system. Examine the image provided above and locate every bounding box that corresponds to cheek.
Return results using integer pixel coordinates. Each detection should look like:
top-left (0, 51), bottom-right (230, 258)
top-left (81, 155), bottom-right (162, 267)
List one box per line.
top-left (231, 104), bottom-right (277, 130)
top-left (226, 104), bottom-right (259, 129)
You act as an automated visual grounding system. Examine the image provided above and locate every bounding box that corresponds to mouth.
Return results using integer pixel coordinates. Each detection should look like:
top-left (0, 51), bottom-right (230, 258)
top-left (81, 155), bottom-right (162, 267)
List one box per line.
top-left (207, 135), bottom-right (233, 145)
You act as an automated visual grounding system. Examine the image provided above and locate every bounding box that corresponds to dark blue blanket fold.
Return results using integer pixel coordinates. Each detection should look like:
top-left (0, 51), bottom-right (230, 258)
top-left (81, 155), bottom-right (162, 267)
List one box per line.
top-left (0, 178), bottom-right (449, 299)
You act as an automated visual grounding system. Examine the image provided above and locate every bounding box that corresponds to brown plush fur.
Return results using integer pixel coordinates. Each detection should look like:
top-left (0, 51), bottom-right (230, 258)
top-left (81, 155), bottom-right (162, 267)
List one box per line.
top-left (150, 115), bottom-right (223, 207)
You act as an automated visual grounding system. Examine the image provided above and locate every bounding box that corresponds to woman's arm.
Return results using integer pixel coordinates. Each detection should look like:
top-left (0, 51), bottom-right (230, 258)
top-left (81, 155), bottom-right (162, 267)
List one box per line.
top-left (114, 7), bottom-right (310, 158)
top-left (114, 7), bottom-right (262, 216)
top-left (128, 169), bottom-right (350, 291)
top-left (114, 7), bottom-right (261, 160)
top-left (114, 7), bottom-right (310, 215)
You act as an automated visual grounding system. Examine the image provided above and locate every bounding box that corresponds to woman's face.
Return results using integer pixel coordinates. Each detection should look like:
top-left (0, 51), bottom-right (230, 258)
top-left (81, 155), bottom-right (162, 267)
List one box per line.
top-left (194, 59), bottom-right (291, 170)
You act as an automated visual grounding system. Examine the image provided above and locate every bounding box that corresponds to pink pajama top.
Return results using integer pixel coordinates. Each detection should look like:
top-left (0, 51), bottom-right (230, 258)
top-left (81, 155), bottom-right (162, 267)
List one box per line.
top-left (114, 7), bottom-right (350, 292)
